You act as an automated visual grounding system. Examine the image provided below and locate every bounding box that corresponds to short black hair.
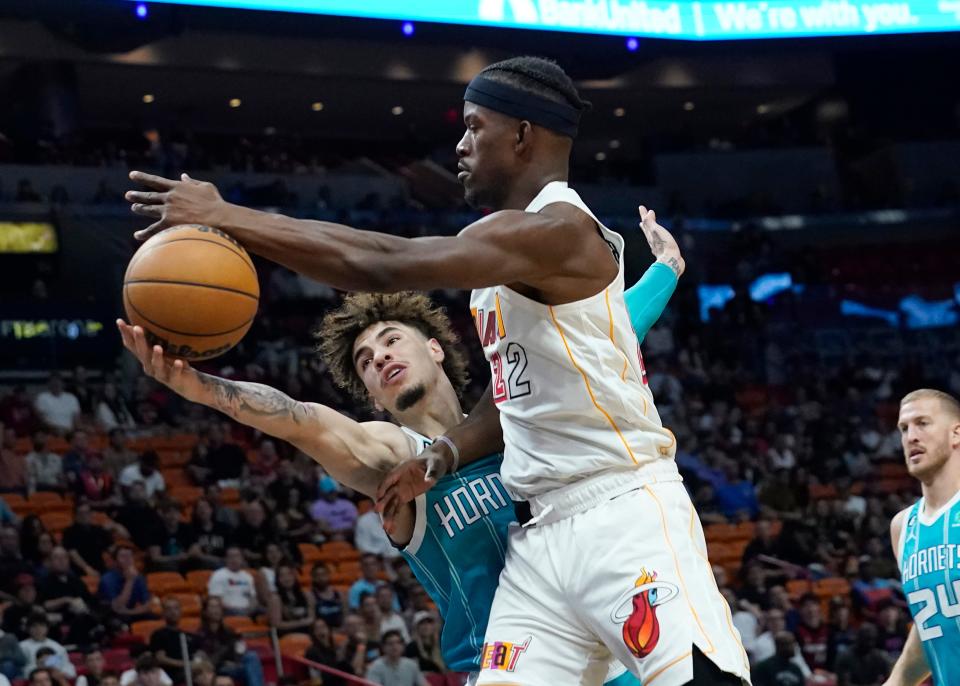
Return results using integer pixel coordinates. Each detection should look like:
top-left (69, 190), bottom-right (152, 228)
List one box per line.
top-left (29, 668), bottom-right (52, 683)
top-left (478, 56), bottom-right (591, 112)
top-left (381, 629), bottom-right (405, 644)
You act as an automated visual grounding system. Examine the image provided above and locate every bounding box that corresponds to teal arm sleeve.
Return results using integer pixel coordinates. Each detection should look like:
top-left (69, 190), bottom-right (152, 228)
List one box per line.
top-left (624, 262), bottom-right (678, 343)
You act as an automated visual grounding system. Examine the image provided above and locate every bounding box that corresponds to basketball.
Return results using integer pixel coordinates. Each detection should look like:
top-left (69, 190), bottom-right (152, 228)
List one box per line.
top-left (123, 224), bottom-right (259, 361)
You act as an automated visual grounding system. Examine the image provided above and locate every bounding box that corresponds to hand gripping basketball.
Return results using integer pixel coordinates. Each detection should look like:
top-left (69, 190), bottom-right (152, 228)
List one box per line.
top-left (116, 320), bottom-right (198, 403)
top-left (126, 171), bottom-right (228, 241)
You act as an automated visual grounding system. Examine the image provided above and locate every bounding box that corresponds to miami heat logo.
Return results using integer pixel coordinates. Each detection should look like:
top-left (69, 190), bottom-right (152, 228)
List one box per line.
top-left (610, 569), bottom-right (679, 659)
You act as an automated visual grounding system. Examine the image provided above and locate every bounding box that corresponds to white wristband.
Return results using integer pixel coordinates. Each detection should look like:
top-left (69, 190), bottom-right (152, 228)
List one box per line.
top-left (434, 435), bottom-right (460, 473)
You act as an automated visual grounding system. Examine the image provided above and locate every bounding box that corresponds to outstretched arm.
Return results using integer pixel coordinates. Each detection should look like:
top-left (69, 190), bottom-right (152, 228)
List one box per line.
top-left (117, 320), bottom-right (411, 497)
top-left (625, 206), bottom-right (684, 343)
top-left (125, 172), bottom-right (605, 296)
top-left (883, 508), bottom-right (930, 686)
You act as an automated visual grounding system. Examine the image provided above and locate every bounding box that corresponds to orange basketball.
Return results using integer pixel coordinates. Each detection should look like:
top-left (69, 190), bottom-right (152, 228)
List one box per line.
top-left (123, 224), bottom-right (259, 361)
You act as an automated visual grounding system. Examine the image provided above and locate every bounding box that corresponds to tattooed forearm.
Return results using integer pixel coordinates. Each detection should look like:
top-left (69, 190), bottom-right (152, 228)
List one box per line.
top-left (666, 256), bottom-right (682, 277)
top-left (196, 372), bottom-right (310, 426)
top-left (649, 230), bottom-right (666, 256)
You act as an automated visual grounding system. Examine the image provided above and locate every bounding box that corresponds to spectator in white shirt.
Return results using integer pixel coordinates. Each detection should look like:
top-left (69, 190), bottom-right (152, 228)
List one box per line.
top-left (33, 374), bottom-right (80, 435)
top-left (119, 452), bottom-right (166, 500)
top-left (24, 431), bottom-right (64, 495)
top-left (750, 608), bottom-right (812, 678)
top-left (354, 509), bottom-right (400, 559)
top-left (365, 630), bottom-right (426, 686)
top-left (208, 547), bottom-right (258, 616)
top-left (18, 614), bottom-right (76, 679)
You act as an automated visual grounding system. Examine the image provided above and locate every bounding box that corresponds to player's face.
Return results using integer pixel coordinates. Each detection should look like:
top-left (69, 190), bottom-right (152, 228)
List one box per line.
top-left (898, 398), bottom-right (960, 480)
top-left (353, 321), bottom-right (445, 414)
top-left (456, 102), bottom-right (519, 210)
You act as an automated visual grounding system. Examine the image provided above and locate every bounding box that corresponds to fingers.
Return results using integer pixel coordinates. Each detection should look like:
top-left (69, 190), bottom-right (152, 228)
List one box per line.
top-left (125, 191), bottom-right (168, 204)
top-left (375, 469), bottom-right (401, 503)
top-left (129, 170), bottom-right (178, 190)
top-left (131, 203), bottom-right (163, 219)
top-left (134, 221), bottom-right (164, 241)
top-left (116, 319), bottom-right (137, 352)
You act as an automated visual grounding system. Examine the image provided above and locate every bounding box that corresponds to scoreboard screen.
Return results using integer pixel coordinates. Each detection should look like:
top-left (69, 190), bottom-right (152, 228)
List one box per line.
top-left (130, 0), bottom-right (960, 40)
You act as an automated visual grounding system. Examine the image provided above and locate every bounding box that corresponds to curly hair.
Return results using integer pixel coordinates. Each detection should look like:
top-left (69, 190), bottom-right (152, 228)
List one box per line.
top-left (315, 292), bottom-right (470, 406)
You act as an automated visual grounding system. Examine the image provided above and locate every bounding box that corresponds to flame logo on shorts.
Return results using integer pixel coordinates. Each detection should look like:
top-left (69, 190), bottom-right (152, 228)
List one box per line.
top-left (610, 568), bottom-right (679, 659)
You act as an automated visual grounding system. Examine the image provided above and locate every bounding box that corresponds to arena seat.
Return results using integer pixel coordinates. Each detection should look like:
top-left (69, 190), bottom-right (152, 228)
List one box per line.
top-left (704, 523), bottom-right (740, 542)
top-left (786, 579), bottom-right (812, 599)
top-left (166, 592), bottom-right (202, 617)
top-left (158, 450), bottom-right (190, 468)
top-left (30, 492), bottom-right (70, 512)
top-left (186, 569), bottom-right (213, 594)
top-left (224, 616), bottom-right (260, 634)
top-left (808, 484), bottom-right (838, 499)
top-left (298, 543), bottom-right (323, 563)
top-left (2, 493), bottom-right (29, 514)
top-left (278, 632), bottom-right (312, 657)
top-left (163, 471), bottom-right (195, 490)
top-left (320, 542), bottom-right (361, 563)
top-left (147, 572), bottom-right (190, 595)
top-left (40, 511), bottom-right (73, 533)
top-left (180, 617), bottom-right (201, 632)
top-left (220, 487), bottom-right (241, 505)
top-left (168, 486), bottom-right (203, 504)
top-left (82, 575), bottom-right (99, 595)
top-left (131, 620), bottom-right (165, 641)
top-left (814, 577), bottom-right (851, 598)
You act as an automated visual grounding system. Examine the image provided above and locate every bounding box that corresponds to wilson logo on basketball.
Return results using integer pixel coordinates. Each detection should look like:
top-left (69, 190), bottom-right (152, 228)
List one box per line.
top-left (610, 568), bottom-right (679, 659)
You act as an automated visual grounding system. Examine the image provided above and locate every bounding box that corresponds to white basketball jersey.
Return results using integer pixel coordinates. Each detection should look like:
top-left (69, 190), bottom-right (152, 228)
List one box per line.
top-left (469, 181), bottom-right (678, 499)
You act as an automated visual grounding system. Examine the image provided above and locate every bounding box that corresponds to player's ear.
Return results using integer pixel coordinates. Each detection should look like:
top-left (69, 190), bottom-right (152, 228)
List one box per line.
top-left (952, 419), bottom-right (960, 449)
top-left (515, 120), bottom-right (533, 154)
top-left (427, 338), bottom-right (445, 362)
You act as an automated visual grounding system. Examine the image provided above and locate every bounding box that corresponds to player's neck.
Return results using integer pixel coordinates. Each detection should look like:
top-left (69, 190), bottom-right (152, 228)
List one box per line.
top-left (497, 167), bottom-right (568, 211)
top-left (921, 453), bottom-right (960, 512)
top-left (395, 378), bottom-right (463, 440)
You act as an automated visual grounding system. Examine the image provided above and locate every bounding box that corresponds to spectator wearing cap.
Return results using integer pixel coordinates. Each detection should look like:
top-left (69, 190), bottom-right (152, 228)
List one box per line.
top-left (24, 431), bottom-right (64, 495)
top-left (119, 452), bottom-right (165, 501)
top-left (404, 612), bottom-right (445, 674)
top-left (98, 545), bottom-right (154, 623)
top-left (0, 603), bottom-right (26, 680)
top-left (18, 614), bottom-right (75, 679)
top-left (33, 374), bottom-right (80, 435)
top-left (310, 476), bottom-right (357, 539)
top-left (0, 425), bottom-right (26, 495)
top-left (365, 630), bottom-right (427, 686)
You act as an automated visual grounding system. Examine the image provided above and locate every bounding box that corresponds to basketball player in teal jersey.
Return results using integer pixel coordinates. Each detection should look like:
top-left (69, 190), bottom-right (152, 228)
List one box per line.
top-left (115, 217), bottom-right (682, 683)
top-left (884, 389), bottom-right (960, 686)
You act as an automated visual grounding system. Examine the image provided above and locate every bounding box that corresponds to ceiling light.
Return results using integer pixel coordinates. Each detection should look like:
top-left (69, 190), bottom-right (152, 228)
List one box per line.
top-left (311, 101), bottom-right (324, 112)
top-left (609, 140), bottom-right (621, 149)
top-left (229, 98), bottom-right (242, 108)
top-left (595, 152), bottom-right (607, 161)
top-left (613, 107), bottom-right (626, 117)
top-left (683, 101), bottom-right (695, 111)
top-left (142, 94), bottom-right (155, 104)
top-left (391, 105), bottom-right (404, 116)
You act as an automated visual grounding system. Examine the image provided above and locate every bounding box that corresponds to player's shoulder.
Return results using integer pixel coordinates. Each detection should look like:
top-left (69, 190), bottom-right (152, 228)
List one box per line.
top-left (359, 420), bottom-right (410, 450)
top-left (890, 503), bottom-right (917, 551)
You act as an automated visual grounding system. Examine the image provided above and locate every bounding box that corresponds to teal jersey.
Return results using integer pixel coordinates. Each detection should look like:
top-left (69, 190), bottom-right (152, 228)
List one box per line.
top-left (398, 428), bottom-right (641, 685)
top-left (899, 491), bottom-right (960, 685)
top-left (400, 427), bottom-right (513, 672)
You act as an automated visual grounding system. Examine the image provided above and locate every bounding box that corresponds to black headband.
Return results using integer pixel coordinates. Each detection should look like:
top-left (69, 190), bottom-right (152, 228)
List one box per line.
top-left (464, 75), bottom-right (582, 138)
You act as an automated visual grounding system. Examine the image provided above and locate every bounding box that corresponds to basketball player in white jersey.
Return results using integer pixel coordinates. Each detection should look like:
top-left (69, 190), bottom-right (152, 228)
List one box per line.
top-left (125, 56), bottom-right (748, 685)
